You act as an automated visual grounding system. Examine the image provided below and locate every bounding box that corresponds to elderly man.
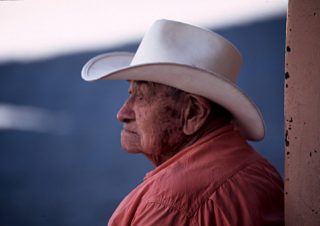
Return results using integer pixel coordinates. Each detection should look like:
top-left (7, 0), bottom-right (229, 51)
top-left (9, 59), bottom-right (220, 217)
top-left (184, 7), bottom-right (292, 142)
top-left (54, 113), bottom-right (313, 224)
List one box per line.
top-left (82, 20), bottom-right (284, 225)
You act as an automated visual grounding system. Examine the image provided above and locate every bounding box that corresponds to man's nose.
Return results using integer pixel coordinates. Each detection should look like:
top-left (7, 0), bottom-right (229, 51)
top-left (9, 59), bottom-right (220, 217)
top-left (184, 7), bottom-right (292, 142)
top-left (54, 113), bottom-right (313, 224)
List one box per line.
top-left (117, 100), bottom-right (134, 122)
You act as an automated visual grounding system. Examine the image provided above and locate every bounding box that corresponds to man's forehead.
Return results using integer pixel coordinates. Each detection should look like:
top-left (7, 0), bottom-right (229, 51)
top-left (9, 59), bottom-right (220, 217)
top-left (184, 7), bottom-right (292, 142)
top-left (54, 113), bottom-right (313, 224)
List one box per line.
top-left (128, 80), bottom-right (158, 90)
top-left (128, 80), bottom-right (148, 90)
top-left (127, 81), bottom-right (155, 95)
top-left (127, 80), bottom-right (187, 100)
top-left (128, 80), bottom-right (177, 98)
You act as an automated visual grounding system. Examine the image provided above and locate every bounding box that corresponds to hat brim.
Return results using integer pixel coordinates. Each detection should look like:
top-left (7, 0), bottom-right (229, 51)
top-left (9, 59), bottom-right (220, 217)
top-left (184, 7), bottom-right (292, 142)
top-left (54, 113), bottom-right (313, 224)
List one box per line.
top-left (82, 52), bottom-right (265, 141)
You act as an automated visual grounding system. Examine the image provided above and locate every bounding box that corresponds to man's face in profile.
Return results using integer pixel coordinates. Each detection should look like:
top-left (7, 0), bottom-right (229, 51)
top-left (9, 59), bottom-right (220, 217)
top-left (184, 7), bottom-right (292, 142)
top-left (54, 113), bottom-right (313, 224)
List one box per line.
top-left (116, 81), bottom-right (186, 164)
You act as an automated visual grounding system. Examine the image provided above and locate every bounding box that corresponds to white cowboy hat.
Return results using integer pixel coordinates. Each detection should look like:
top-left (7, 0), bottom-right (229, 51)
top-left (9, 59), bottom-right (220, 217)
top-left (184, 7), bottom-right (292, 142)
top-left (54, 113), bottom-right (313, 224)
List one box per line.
top-left (81, 19), bottom-right (265, 141)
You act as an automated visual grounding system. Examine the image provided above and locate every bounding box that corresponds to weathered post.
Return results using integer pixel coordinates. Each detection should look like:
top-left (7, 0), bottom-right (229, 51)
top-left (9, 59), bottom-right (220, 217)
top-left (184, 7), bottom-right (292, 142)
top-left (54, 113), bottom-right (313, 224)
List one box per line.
top-left (285, 0), bottom-right (320, 225)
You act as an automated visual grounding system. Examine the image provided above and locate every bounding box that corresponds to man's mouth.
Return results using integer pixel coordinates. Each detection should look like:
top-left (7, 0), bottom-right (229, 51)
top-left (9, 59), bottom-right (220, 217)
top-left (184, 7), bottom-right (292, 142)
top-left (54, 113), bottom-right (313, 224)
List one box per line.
top-left (122, 126), bottom-right (138, 135)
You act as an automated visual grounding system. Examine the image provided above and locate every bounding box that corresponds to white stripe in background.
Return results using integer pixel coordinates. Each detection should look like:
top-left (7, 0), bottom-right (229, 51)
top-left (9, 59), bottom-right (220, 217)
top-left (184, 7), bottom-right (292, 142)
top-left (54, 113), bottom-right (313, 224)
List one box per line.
top-left (0, 103), bottom-right (71, 135)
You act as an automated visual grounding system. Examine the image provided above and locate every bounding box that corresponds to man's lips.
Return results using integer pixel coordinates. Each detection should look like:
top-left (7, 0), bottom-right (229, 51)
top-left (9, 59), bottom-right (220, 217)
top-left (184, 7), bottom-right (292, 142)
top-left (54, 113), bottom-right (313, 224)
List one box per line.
top-left (122, 126), bottom-right (138, 135)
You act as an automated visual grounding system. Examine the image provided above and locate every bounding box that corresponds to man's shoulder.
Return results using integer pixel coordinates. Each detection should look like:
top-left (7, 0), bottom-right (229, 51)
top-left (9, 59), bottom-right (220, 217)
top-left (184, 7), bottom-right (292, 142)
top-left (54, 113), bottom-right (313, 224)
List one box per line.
top-left (142, 146), bottom-right (279, 215)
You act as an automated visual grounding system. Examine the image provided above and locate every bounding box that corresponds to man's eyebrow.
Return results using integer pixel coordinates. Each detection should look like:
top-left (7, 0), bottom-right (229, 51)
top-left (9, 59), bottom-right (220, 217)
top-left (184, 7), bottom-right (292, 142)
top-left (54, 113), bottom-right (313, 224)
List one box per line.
top-left (128, 83), bottom-right (137, 95)
top-left (127, 80), bottom-right (150, 95)
top-left (127, 80), bottom-right (134, 94)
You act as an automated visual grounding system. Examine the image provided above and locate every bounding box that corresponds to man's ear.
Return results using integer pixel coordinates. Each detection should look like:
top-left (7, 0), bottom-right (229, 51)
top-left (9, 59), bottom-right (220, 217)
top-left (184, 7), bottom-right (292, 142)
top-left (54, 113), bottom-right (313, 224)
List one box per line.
top-left (182, 94), bottom-right (211, 135)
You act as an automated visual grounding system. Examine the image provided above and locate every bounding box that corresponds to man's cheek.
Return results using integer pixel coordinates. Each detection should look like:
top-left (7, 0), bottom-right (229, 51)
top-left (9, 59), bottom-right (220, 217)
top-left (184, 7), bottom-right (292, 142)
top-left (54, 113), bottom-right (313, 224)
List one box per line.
top-left (139, 130), bottom-right (156, 151)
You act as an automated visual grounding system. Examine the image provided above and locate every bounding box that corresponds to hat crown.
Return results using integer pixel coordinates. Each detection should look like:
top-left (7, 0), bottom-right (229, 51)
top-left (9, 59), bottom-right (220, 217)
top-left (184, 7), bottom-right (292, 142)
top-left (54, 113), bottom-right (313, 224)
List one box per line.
top-left (131, 19), bottom-right (242, 82)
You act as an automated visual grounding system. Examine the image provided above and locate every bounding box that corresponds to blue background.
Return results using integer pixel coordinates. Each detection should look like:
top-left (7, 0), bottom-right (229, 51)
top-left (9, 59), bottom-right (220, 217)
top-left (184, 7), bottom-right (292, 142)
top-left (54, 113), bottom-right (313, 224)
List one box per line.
top-left (0, 16), bottom-right (285, 226)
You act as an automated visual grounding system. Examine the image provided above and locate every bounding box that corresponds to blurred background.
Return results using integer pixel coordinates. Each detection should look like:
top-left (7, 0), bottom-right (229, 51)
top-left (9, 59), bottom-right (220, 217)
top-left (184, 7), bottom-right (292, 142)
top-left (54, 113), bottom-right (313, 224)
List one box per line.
top-left (1, 0), bottom-right (287, 225)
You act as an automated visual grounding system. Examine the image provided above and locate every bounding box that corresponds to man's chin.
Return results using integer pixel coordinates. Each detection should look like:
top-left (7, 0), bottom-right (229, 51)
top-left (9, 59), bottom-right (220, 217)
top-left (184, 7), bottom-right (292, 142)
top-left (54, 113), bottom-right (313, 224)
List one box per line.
top-left (122, 146), bottom-right (141, 154)
top-left (120, 141), bottom-right (142, 154)
top-left (120, 130), bottom-right (139, 148)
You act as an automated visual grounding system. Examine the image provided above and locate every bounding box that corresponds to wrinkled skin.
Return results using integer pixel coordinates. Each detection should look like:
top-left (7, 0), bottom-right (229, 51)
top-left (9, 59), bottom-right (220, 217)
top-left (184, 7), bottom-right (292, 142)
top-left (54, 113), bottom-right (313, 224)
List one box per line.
top-left (117, 81), bottom-right (230, 166)
top-left (117, 81), bottom-right (188, 165)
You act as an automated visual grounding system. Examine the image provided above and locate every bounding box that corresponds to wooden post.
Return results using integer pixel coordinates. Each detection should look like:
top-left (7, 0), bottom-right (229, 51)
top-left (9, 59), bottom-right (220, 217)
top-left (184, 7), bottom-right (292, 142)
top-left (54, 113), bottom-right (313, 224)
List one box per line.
top-left (285, 0), bottom-right (320, 225)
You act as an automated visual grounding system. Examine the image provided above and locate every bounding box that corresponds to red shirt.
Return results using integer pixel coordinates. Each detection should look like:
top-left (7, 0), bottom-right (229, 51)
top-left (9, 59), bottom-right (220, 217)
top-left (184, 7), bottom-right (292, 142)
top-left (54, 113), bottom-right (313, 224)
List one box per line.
top-left (109, 124), bottom-right (284, 225)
